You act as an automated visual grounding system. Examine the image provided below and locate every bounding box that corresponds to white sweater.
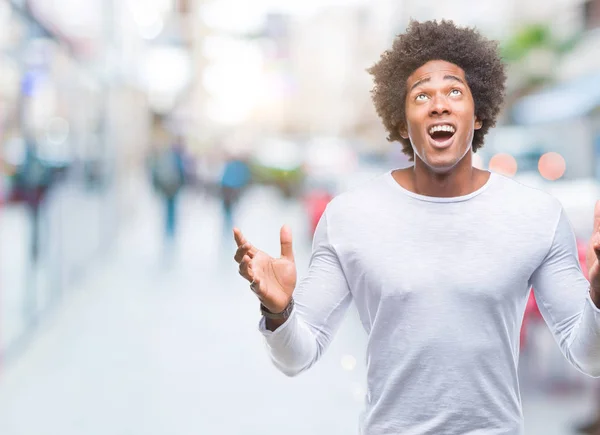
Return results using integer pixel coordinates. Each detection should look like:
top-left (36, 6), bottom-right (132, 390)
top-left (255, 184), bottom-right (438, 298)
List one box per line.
top-left (259, 170), bottom-right (600, 435)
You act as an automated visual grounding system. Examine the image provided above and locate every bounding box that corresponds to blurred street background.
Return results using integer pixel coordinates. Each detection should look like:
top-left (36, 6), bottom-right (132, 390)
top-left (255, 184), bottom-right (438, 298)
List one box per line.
top-left (0, 0), bottom-right (599, 434)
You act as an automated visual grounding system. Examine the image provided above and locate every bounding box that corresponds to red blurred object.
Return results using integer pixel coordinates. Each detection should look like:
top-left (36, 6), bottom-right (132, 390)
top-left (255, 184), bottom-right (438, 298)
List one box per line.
top-left (520, 238), bottom-right (589, 349)
top-left (303, 189), bottom-right (333, 237)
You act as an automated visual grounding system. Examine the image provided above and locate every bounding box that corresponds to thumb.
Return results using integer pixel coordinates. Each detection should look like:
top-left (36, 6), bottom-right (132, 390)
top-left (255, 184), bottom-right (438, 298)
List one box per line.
top-left (280, 224), bottom-right (294, 260)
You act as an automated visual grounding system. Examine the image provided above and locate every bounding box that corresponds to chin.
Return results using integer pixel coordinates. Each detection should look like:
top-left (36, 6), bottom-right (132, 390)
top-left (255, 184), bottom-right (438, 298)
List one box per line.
top-left (424, 159), bottom-right (460, 173)
top-left (416, 143), bottom-right (471, 174)
top-left (418, 151), bottom-right (462, 173)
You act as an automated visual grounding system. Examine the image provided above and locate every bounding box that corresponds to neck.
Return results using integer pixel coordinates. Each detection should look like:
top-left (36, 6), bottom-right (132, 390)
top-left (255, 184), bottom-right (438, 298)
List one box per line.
top-left (410, 154), bottom-right (480, 198)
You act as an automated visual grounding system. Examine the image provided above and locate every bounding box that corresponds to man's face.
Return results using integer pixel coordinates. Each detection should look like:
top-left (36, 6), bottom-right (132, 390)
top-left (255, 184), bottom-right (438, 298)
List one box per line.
top-left (401, 60), bottom-right (482, 173)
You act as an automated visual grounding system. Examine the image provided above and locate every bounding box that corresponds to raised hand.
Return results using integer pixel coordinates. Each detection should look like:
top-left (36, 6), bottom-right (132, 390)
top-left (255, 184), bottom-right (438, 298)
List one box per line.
top-left (233, 225), bottom-right (297, 313)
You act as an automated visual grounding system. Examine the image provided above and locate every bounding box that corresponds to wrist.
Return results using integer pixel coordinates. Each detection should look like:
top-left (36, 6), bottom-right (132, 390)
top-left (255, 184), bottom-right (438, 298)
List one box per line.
top-left (262, 299), bottom-right (294, 332)
top-left (261, 298), bottom-right (294, 320)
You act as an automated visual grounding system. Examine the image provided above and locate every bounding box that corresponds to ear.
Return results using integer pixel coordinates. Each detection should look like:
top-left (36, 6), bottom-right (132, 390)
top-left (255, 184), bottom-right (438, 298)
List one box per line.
top-left (474, 118), bottom-right (483, 130)
top-left (399, 122), bottom-right (409, 139)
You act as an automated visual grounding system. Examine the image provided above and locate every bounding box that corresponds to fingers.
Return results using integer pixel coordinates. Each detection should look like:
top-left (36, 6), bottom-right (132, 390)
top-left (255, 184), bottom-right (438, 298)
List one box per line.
top-left (250, 278), bottom-right (259, 294)
top-left (233, 227), bottom-right (246, 247)
top-left (234, 242), bottom-right (257, 263)
top-left (238, 254), bottom-right (255, 282)
top-left (250, 278), bottom-right (267, 302)
top-left (233, 228), bottom-right (257, 263)
top-left (280, 224), bottom-right (294, 261)
top-left (239, 259), bottom-right (267, 301)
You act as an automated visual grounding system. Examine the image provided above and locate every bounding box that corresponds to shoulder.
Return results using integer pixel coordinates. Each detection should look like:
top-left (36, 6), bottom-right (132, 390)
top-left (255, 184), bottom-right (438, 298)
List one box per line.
top-left (314, 170), bottom-right (393, 242)
top-left (489, 173), bottom-right (567, 245)
top-left (325, 171), bottom-right (392, 217)
top-left (491, 172), bottom-right (562, 215)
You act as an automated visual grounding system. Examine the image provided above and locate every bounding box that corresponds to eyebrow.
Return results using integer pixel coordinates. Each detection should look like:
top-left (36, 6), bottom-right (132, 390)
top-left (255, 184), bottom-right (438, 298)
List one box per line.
top-left (409, 75), bottom-right (466, 93)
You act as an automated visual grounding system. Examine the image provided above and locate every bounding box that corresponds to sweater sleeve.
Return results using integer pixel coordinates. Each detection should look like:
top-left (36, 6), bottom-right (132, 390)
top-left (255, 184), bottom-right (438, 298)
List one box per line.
top-left (530, 207), bottom-right (600, 377)
top-left (258, 208), bottom-right (353, 377)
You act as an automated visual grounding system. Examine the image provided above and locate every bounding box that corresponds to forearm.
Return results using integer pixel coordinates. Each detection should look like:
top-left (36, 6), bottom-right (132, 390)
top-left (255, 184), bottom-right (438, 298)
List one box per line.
top-left (528, 206), bottom-right (600, 376)
top-left (260, 311), bottom-right (321, 377)
top-left (259, 208), bottom-right (352, 376)
top-left (563, 293), bottom-right (600, 377)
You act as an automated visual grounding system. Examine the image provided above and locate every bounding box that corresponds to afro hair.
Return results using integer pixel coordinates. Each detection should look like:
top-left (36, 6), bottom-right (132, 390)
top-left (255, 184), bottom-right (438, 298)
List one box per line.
top-left (367, 19), bottom-right (507, 160)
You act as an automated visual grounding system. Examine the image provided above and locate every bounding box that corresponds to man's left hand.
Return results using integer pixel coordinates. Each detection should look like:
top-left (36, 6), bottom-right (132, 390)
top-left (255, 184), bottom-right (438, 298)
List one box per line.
top-left (586, 200), bottom-right (600, 306)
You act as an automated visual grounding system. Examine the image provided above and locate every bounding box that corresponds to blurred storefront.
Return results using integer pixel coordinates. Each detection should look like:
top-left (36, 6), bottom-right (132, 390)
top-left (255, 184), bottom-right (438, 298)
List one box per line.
top-left (0, 0), bottom-right (153, 364)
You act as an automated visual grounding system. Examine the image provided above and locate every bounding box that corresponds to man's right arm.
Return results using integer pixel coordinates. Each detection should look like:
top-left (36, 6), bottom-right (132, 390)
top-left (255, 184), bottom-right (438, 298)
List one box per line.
top-left (259, 209), bottom-right (353, 377)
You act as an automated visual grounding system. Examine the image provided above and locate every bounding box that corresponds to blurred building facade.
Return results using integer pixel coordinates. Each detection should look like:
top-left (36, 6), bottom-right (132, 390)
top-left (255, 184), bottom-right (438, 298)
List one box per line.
top-left (0, 0), bottom-right (179, 362)
top-left (175, 0), bottom-right (600, 159)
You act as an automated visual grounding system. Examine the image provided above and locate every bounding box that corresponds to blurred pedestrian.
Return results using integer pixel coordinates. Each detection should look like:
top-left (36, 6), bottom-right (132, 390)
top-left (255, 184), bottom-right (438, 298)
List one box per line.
top-left (150, 136), bottom-right (186, 245)
top-left (232, 20), bottom-right (600, 435)
top-left (219, 155), bottom-right (251, 233)
top-left (10, 139), bottom-right (54, 323)
top-left (12, 140), bottom-right (52, 263)
top-left (302, 183), bottom-right (333, 238)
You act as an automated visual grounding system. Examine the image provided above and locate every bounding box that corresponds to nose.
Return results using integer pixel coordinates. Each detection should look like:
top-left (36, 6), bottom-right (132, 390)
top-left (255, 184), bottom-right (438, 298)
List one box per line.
top-left (429, 94), bottom-right (451, 117)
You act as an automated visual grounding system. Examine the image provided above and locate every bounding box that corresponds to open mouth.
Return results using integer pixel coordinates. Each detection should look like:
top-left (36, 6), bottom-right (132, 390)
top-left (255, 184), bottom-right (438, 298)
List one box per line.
top-left (428, 124), bottom-right (456, 144)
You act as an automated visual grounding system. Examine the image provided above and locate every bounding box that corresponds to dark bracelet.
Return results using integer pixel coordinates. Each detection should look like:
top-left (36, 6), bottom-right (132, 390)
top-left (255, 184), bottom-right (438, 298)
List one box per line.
top-left (260, 298), bottom-right (295, 320)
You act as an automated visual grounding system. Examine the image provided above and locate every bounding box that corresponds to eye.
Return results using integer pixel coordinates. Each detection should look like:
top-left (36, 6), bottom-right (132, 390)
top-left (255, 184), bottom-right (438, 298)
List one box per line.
top-left (449, 89), bottom-right (462, 96)
top-left (415, 93), bottom-right (428, 101)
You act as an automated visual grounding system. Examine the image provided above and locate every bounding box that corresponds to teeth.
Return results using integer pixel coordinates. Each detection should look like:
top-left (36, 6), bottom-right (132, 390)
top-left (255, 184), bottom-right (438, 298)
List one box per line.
top-left (429, 125), bottom-right (456, 135)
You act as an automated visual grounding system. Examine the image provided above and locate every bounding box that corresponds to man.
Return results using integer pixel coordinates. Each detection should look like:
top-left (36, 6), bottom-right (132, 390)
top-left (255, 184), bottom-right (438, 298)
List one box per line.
top-left (233, 20), bottom-right (600, 434)
top-left (150, 137), bottom-right (186, 245)
top-left (220, 154), bottom-right (251, 233)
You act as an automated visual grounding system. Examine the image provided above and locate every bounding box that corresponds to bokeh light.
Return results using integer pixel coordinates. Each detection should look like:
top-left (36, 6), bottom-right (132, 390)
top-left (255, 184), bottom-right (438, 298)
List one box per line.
top-left (538, 152), bottom-right (566, 181)
top-left (352, 383), bottom-right (366, 402)
top-left (488, 153), bottom-right (518, 177)
top-left (341, 354), bottom-right (357, 371)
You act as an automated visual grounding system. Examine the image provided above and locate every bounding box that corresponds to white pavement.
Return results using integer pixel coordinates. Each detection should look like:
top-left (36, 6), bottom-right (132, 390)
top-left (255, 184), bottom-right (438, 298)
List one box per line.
top-left (0, 184), bottom-right (596, 435)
